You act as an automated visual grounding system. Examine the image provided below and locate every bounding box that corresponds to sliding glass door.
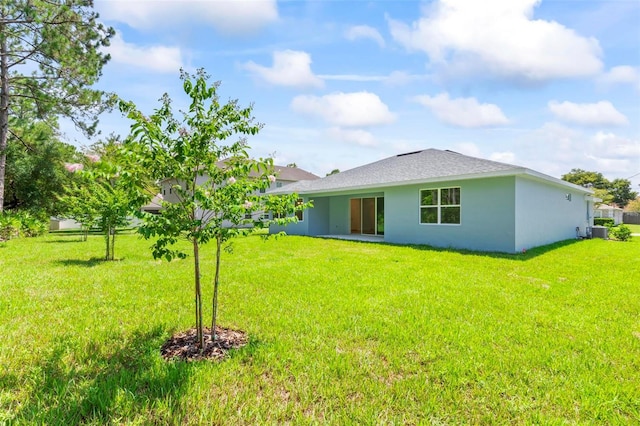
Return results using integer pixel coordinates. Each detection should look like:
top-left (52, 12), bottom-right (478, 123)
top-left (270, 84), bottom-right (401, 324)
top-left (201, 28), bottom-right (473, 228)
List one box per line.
top-left (350, 197), bottom-right (384, 236)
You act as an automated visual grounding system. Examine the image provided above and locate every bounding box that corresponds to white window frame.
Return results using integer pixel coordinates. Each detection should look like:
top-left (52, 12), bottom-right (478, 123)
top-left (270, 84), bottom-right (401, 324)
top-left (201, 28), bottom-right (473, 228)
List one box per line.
top-left (419, 187), bottom-right (461, 226)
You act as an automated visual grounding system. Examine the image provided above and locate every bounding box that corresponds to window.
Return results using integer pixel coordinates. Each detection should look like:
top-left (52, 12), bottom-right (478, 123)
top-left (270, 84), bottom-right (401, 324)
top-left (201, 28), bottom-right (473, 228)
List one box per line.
top-left (276, 182), bottom-right (283, 188)
top-left (420, 187), bottom-right (460, 225)
top-left (295, 198), bottom-right (304, 221)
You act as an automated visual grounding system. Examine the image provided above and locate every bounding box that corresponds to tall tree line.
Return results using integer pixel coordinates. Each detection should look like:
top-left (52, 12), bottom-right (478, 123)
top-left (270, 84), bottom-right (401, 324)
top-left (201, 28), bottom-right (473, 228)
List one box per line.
top-left (0, 0), bottom-right (113, 212)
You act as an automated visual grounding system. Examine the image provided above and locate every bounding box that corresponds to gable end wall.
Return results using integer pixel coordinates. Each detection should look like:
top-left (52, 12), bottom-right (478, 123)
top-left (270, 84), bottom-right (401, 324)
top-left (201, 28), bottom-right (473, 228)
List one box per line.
top-left (514, 177), bottom-right (590, 250)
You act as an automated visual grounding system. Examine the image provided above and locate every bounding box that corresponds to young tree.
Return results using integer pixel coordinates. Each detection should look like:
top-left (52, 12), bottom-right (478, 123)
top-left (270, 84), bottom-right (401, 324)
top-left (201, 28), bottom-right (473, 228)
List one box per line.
top-left (60, 151), bottom-right (149, 260)
top-left (57, 179), bottom-right (97, 241)
top-left (120, 70), bottom-right (306, 350)
top-left (0, 0), bottom-right (114, 211)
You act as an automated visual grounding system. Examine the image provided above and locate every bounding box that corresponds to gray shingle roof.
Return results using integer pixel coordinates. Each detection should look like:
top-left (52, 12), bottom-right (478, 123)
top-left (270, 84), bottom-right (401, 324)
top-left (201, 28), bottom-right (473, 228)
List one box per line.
top-left (269, 148), bottom-right (586, 195)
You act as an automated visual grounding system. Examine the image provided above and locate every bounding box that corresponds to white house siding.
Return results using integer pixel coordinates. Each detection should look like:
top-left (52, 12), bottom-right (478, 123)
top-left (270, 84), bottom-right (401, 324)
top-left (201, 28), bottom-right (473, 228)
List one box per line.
top-left (514, 176), bottom-right (591, 251)
top-left (594, 206), bottom-right (623, 225)
top-left (383, 177), bottom-right (516, 252)
top-left (49, 218), bottom-right (83, 231)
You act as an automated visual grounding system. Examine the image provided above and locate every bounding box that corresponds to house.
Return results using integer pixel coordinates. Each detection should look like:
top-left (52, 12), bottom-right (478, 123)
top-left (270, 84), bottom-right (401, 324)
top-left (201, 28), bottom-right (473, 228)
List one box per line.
top-left (595, 204), bottom-right (623, 225)
top-left (160, 163), bottom-right (319, 203)
top-left (268, 149), bottom-right (596, 253)
top-left (159, 163), bottom-right (319, 224)
top-left (141, 193), bottom-right (163, 215)
top-left (49, 217), bottom-right (82, 231)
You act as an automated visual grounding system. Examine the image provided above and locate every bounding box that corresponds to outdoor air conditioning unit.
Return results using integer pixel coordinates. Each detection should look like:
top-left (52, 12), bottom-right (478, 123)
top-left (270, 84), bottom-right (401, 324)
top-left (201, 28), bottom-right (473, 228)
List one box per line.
top-left (591, 226), bottom-right (608, 239)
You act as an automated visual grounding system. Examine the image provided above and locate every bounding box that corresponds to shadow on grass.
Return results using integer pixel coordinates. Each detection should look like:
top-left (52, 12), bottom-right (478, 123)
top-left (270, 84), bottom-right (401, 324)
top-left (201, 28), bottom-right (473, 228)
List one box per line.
top-left (11, 326), bottom-right (195, 424)
top-left (54, 258), bottom-right (108, 268)
top-left (43, 239), bottom-right (88, 244)
top-left (404, 238), bottom-right (583, 261)
top-left (314, 235), bottom-right (584, 261)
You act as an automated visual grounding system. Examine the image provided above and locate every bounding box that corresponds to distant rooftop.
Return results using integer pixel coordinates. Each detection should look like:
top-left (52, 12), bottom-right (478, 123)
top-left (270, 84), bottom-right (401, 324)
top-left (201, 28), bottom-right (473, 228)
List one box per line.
top-left (273, 165), bottom-right (319, 181)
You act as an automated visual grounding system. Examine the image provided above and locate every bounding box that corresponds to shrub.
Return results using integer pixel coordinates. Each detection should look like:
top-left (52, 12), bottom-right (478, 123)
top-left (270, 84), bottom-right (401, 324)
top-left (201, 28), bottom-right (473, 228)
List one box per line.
top-left (0, 212), bottom-right (21, 241)
top-left (0, 211), bottom-right (49, 240)
top-left (594, 218), bottom-right (615, 227)
top-left (609, 224), bottom-right (632, 242)
top-left (18, 212), bottom-right (48, 237)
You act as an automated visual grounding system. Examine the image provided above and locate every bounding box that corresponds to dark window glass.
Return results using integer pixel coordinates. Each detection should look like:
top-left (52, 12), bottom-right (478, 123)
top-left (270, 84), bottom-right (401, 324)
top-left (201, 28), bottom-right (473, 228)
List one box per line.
top-left (420, 207), bottom-right (438, 224)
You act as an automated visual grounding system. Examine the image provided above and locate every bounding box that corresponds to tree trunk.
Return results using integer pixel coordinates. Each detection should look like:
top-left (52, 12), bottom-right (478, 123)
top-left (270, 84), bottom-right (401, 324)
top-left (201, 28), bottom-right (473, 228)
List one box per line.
top-left (0, 22), bottom-right (10, 213)
top-left (105, 226), bottom-right (110, 260)
top-left (110, 228), bottom-right (115, 260)
top-left (211, 234), bottom-right (222, 342)
top-left (193, 239), bottom-right (204, 350)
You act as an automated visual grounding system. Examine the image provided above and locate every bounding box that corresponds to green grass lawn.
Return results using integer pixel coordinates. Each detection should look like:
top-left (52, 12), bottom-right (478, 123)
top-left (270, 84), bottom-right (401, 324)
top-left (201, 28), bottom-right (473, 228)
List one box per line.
top-left (1, 233), bottom-right (639, 424)
top-left (624, 223), bottom-right (640, 234)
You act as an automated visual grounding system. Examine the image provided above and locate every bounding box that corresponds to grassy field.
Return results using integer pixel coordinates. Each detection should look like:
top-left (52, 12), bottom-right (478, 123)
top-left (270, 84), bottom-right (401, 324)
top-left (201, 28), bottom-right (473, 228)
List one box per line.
top-left (1, 232), bottom-right (639, 424)
top-left (624, 223), bottom-right (640, 234)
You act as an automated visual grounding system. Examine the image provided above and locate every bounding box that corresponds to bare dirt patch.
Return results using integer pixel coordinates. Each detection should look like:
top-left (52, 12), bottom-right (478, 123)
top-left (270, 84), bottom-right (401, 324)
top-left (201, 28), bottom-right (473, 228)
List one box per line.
top-left (161, 326), bottom-right (248, 362)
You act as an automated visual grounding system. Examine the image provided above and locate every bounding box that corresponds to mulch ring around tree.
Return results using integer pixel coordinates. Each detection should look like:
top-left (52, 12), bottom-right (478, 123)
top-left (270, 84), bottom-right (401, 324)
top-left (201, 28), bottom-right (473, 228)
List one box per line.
top-left (161, 326), bottom-right (248, 362)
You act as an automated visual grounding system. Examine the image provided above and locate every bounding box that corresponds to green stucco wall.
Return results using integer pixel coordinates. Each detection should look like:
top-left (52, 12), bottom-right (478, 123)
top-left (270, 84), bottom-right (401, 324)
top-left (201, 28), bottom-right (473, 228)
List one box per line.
top-left (383, 177), bottom-right (516, 252)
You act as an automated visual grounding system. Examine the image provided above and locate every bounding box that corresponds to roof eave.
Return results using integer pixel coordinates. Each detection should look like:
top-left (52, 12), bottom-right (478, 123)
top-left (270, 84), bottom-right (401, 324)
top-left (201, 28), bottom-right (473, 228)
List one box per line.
top-left (271, 168), bottom-right (528, 195)
top-left (271, 168), bottom-right (595, 196)
top-left (520, 169), bottom-right (594, 194)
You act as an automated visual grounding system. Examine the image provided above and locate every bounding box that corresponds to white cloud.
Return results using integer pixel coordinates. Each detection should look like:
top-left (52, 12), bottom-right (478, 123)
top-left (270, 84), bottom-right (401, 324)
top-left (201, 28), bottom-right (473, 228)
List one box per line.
top-left (548, 100), bottom-right (628, 126)
top-left (523, 123), bottom-right (639, 177)
top-left (291, 92), bottom-right (396, 127)
top-left (107, 33), bottom-right (183, 73)
top-left (598, 66), bottom-right (640, 90)
top-left (489, 151), bottom-right (516, 163)
top-left (384, 71), bottom-right (429, 86)
top-left (97, 0), bottom-right (278, 35)
top-left (413, 93), bottom-right (509, 127)
top-left (344, 25), bottom-right (385, 47)
top-left (592, 132), bottom-right (640, 159)
top-left (326, 128), bottom-right (377, 147)
top-left (584, 155), bottom-right (632, 174)
top-left (243, 50), bottom-right (323, 89)
top-left (387, 0), bottom-right (602, 82)
top-left (317, 70), bottom-right (430, 86)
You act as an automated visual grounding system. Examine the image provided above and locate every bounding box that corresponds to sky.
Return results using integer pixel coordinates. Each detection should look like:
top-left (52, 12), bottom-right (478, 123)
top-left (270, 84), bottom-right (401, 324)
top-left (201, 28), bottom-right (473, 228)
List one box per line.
top-left (65, 0), bottom-right (640, 188)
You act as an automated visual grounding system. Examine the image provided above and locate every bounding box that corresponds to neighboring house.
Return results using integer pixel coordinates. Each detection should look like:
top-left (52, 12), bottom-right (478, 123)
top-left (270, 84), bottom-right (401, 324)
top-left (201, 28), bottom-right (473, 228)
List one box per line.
top-left (49, 217), bottom-right (82, 231)
top-left (595, 204), bottom-right (623, 225)
top-left (160, 163), bottom-right (319, 202)
top-left (268, 149), bottom-right (596, 253)
top-left (160, 163), bottom-right (319, 222)
top-left (141, 193), bottom-right (163, 215)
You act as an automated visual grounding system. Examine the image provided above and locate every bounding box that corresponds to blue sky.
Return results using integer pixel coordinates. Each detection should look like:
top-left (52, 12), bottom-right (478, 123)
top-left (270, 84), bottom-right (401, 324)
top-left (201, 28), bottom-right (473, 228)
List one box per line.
top-left (68, 0), bottom-right (639, 187)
